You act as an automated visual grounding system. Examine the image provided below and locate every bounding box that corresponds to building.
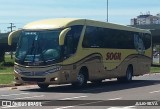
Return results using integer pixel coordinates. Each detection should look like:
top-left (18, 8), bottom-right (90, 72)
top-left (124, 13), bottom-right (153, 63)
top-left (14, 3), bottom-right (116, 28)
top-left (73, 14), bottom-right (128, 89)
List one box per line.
top-left (131, 13), bottom-right (160, 25)
top-left (130, 15), bottom-right (160, 64)
top-left (130, 13), bottom-right (160, 45)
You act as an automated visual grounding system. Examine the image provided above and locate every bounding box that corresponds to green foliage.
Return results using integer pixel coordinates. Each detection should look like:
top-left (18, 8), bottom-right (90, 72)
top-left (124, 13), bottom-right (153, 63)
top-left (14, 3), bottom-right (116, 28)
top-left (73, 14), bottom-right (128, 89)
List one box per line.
top-left (0, 74), bottom-right (14, 84)
top-left (0, 54), bottom-right (14, 84)
top-left (0, 67), bottom-right (14, 73)
top-left (0, 54), bottom-right (14, 73)
top-left (4, 54), bottom-right (15, 64)
top-left (150, 66), bottom-right (160, 73)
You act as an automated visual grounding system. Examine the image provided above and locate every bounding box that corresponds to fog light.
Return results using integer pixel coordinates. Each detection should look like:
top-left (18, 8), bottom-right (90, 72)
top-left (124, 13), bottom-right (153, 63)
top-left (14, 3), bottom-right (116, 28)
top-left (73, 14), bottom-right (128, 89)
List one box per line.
top-left (55, 77), bottom-right (58, 81)
top-left (50, 77), bottom-right (58, 81)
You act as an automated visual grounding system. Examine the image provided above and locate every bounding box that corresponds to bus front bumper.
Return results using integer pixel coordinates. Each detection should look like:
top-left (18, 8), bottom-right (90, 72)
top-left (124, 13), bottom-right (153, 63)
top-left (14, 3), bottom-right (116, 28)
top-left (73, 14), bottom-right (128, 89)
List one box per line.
top-left (14, 71), bottom-right (70, 85)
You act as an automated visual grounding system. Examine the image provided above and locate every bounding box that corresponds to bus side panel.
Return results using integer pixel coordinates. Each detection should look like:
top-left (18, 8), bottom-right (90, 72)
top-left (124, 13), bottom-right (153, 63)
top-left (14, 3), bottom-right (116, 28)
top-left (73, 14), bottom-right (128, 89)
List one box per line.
top-left (136, 55), bottom-right (151, 76)
top-left (104, 54), bottom-right (139, 78)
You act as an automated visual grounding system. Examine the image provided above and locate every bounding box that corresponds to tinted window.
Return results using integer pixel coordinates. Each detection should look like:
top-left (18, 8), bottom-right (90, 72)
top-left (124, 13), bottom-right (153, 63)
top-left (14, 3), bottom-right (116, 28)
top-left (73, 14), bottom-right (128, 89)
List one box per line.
top-left (82, 26), bottom-right (98, 47)
top-left (82, 26), bottom-right (136, 49)
top-left (134, 33), bottom-right (145, 54)
top-left (142, 33), bottom-right (151, 49)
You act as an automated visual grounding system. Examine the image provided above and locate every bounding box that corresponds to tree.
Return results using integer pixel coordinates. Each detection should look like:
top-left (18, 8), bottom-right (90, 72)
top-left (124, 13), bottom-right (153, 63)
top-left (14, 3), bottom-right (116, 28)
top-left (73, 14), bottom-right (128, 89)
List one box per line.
top-left (0, 49), bottom-right (5, 62)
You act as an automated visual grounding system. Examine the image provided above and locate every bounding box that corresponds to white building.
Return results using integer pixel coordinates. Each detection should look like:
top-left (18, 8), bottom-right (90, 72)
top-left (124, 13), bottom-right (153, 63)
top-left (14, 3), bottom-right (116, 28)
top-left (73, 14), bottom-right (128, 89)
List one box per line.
top-left (131, 13), bottom-right (160, 25)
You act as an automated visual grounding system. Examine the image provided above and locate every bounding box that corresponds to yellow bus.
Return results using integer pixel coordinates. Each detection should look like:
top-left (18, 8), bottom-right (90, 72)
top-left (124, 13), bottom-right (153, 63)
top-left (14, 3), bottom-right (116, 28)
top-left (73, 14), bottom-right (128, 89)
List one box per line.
top-left (8, 18), bottom-right (152, 89)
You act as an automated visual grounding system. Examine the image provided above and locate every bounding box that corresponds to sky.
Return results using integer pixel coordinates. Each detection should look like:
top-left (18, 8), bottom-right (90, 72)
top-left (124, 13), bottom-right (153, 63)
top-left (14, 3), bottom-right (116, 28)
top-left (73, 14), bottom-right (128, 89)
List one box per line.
top-left (0, 0), bottom-right (160, 33)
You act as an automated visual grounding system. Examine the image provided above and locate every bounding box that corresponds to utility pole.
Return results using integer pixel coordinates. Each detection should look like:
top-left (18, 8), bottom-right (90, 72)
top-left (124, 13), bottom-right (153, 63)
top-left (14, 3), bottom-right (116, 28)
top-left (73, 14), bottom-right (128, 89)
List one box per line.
top-left (158, 45), bottom-right (160, 64)
top-left (106, 0), bottom-right (109, 22)
top-left (7, 23), bottom-right (16, 59)
top-left (7, 23), bottom-right (16, 32)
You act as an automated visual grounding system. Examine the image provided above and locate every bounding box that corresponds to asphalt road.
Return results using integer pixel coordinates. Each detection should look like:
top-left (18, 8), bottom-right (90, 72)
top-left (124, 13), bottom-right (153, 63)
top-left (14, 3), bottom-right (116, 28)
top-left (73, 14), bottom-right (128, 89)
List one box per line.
top-left (0, 73), bottom-right (160, 109)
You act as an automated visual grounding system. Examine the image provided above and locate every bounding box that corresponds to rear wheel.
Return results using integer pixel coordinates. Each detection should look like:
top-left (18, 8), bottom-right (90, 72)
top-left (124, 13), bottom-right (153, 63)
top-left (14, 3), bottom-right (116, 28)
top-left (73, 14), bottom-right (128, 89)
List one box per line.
top-left (117, 66), bottom-right (133, 82)
top-left (125, 66), bottom-right (133, 81)
top-left (37, 83), bottom-right (49, 89)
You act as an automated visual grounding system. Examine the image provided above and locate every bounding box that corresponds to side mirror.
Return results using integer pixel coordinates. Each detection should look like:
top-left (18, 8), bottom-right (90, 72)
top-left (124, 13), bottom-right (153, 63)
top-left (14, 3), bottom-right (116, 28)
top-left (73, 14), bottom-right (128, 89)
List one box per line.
top-left (8, 29), bottom-right (22, 45)
top-left (59, 28), bottom-right (71, 45)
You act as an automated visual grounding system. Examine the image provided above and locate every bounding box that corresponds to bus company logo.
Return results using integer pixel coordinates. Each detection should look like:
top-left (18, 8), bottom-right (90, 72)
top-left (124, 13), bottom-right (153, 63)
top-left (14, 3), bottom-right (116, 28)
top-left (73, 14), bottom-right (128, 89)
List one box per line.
top-left (2, 100), bottom-right (42, 107)
top-left (106, 52), bottom-right (121, 60)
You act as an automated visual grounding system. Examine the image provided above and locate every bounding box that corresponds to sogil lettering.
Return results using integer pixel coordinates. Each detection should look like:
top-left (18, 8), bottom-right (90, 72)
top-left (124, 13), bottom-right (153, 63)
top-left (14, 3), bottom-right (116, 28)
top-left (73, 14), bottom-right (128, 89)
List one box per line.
top-left (106, 52), bottom-right (121, 60)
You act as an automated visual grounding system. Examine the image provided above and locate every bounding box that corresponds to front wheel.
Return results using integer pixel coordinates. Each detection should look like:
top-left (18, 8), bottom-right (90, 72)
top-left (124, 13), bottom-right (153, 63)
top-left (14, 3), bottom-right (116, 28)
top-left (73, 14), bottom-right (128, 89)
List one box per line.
top-left (72, 71), bottom-right (88, 88)
top-left (37, 83), bottom-right (49, 89)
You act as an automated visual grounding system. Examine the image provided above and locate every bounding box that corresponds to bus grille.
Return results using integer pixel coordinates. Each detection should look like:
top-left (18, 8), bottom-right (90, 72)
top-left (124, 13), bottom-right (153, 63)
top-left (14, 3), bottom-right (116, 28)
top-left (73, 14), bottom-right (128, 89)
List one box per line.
top-left (21, 77), bottom-right (45, 82)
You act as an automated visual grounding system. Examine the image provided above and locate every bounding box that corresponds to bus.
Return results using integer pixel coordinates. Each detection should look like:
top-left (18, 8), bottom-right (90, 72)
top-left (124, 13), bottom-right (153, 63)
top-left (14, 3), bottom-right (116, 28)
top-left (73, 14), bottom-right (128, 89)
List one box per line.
top-left (8, 18), bottom-right (152, 89)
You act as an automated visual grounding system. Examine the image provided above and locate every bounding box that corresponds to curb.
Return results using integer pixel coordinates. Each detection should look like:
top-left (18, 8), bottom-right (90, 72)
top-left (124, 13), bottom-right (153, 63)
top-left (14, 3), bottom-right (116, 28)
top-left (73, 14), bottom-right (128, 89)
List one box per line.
top-left (0, 82), bottom-right (36, 88)
top-left (0, 84), bottom-right (15, 88)
top-left (0, 73), bottom-right (13, 75)
top-left (0, 83), bottom-right (22, 88)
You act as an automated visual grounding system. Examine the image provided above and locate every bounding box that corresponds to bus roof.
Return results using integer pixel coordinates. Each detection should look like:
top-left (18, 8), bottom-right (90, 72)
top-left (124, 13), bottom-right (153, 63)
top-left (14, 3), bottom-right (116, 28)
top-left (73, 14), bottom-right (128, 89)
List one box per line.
top-left (23, 18), bottom-right (150, 33)
top-left (23, 18), bottom-right (84, 30)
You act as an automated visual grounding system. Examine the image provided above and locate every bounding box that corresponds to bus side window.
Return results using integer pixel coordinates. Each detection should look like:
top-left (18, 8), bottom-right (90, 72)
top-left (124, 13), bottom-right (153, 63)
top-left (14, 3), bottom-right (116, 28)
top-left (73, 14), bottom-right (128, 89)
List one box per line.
top-left (142, 33), bottom-right (151, 49)
top-left (134, 33), bottom-right (145, 54)
top-left (83, 26), bottom-right (100, 48)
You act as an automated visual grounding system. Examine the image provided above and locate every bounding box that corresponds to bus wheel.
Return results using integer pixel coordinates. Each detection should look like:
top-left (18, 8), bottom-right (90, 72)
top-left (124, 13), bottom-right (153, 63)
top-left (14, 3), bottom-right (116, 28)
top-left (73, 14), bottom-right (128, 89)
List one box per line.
top-left (72, 71), bottom-right (88, 88)
top-left (117, 66), bottom-right (133, 82)
top-left (125, 66), bottom-right (133, 81)
top-left (37, 83), bottom-right (49, 89)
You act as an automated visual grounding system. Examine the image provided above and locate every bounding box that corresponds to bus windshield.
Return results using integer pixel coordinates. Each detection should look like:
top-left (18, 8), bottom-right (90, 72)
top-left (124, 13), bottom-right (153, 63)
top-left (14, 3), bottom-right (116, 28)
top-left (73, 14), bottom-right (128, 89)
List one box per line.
top-left (15, 30), bottom-right (61, 64)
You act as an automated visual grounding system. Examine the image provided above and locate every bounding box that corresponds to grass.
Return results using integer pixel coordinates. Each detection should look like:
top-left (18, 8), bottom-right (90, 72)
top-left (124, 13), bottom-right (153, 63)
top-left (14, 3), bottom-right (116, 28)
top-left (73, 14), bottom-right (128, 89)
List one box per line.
top-left (150, 66), bottom-right (160, 73)
top-left (0, 66), bottom-right (14, 74)
top-left (0, 74), bottom-right (14, 84)
top-left (0, 54), bottom-right (14, 84)
top-left (5, 54), bottom-right (15, 63)
top-left (0, 54), bottom-right (14, 74)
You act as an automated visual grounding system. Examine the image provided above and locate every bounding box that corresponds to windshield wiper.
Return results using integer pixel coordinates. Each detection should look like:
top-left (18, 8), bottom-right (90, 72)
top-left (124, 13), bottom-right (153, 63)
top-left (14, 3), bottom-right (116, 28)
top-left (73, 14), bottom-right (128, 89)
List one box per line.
top-left (22, 40), bottom-right (35, 63)
top-left (39, 49), bottom-right (46, 64)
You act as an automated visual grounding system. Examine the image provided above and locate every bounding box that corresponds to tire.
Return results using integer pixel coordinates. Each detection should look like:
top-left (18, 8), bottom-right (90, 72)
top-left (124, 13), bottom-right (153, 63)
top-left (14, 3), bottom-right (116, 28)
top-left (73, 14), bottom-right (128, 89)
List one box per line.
top-left (117, 66), bottom-right (133, 82)
top-left (37, 83), bottom-right (49, 89)
top-left (72, 71), bottom-right (87, 88)
top-left (125, 66), bottom-right (133, 81)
